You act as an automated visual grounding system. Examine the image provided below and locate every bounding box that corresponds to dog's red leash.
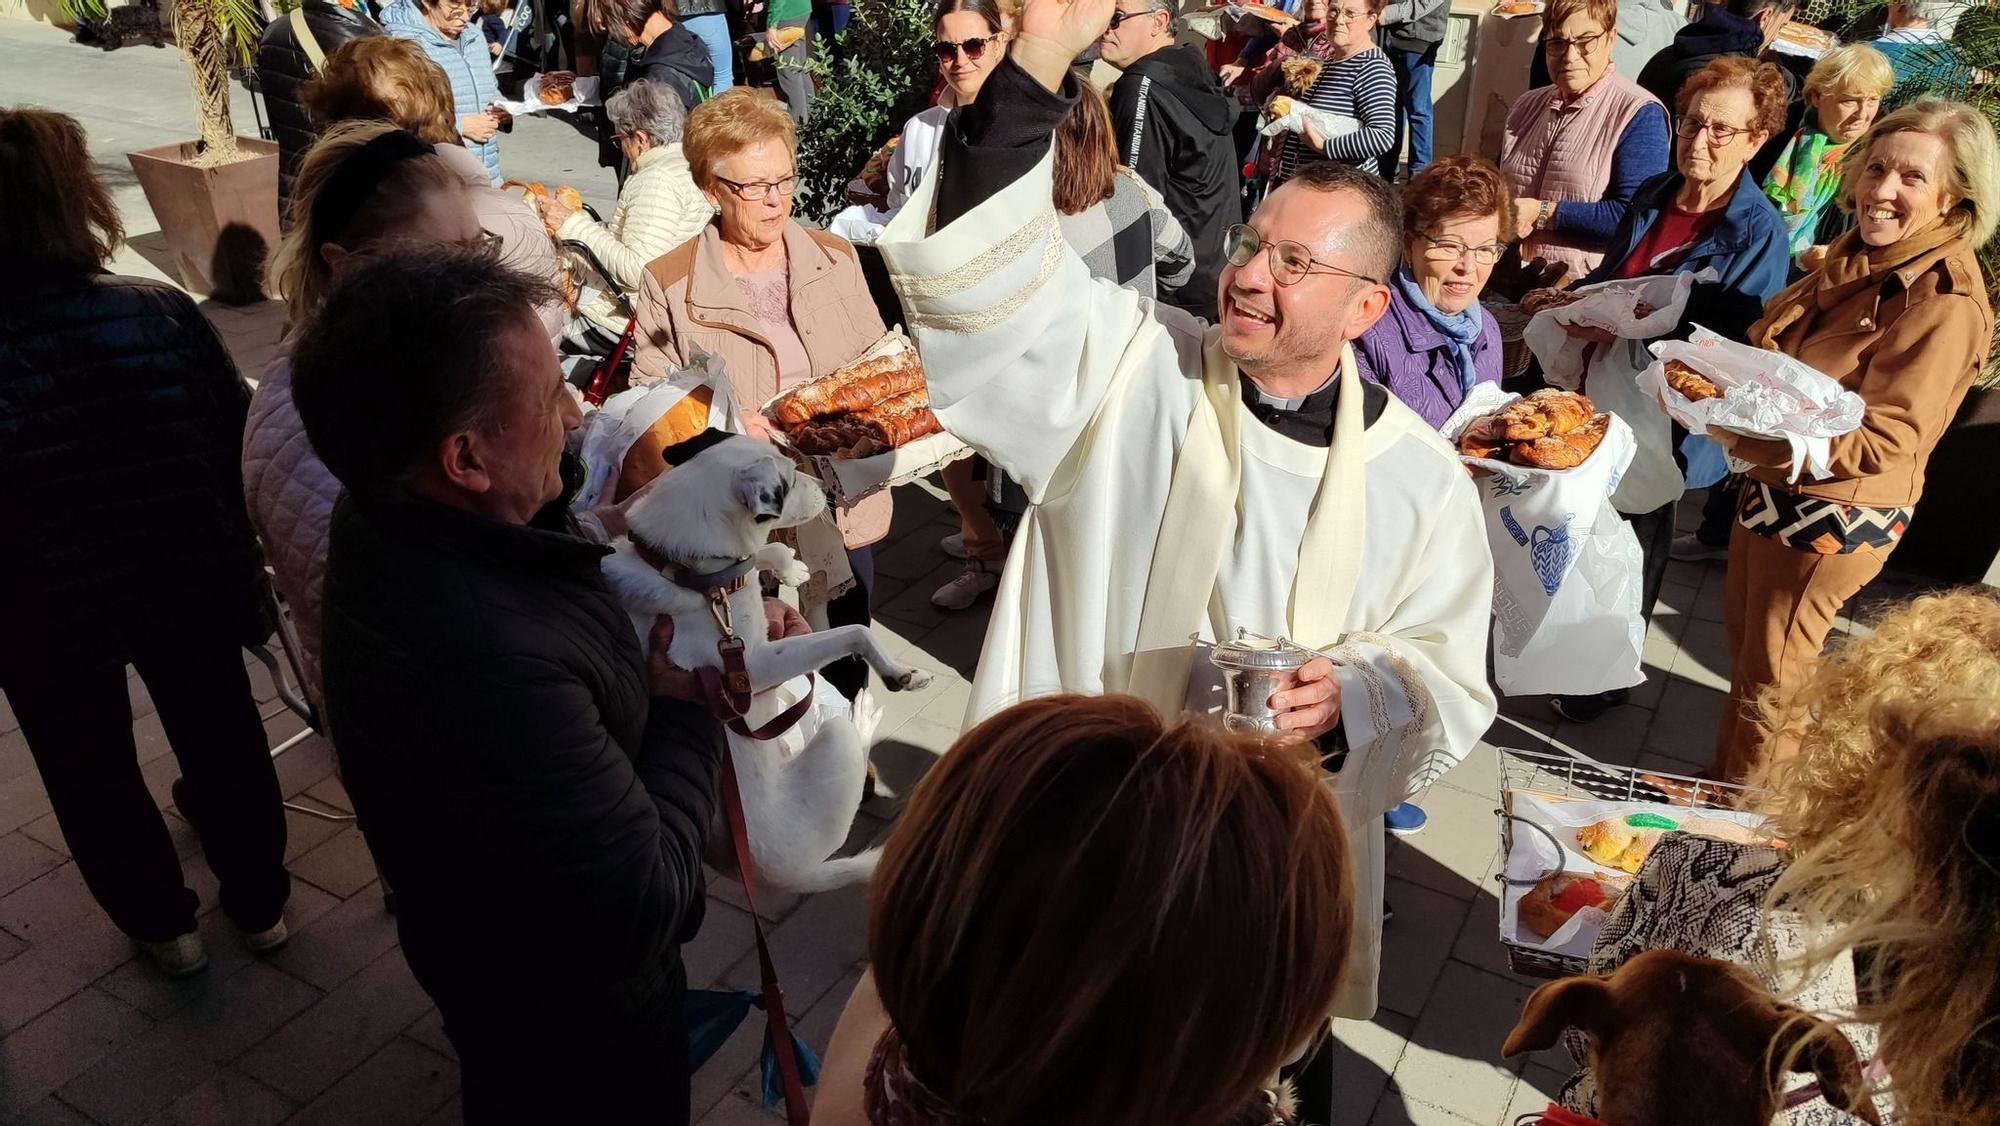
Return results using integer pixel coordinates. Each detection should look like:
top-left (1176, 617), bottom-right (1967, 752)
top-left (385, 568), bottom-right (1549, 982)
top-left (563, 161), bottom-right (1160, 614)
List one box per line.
top-left (721, 754), bottom-right (813, 1126)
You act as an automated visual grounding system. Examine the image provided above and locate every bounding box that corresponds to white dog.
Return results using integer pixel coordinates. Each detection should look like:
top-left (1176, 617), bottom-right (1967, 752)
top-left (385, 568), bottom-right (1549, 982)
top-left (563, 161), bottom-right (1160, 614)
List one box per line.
top-left (601, 431), bottom-right (931, 893)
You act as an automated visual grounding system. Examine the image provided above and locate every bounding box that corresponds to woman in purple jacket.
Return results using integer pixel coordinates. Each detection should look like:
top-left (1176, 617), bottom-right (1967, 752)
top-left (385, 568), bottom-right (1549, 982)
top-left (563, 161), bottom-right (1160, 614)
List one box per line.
top-left (1354, 154), bottom-right (1511, 430)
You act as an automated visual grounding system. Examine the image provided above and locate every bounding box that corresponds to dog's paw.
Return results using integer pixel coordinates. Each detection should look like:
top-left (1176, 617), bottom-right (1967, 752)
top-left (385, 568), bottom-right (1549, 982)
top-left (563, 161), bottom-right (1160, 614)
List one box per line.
top-left (886, 667), bottom-right (935, 693)
top-left (772, 558), bottom-right (811, 589)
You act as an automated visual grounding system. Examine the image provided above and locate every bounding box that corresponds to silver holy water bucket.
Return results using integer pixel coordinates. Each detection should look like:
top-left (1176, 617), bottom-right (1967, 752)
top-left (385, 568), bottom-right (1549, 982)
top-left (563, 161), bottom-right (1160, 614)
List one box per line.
top-left (1208, 630), bottom-right (1313, 734)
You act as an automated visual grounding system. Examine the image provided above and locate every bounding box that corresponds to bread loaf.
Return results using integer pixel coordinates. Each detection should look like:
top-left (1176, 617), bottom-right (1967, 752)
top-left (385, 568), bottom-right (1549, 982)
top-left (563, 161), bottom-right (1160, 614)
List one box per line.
top-left (769, 352), bottom-right (924, 427)
top-left (1519, 288), bottom-right (1582, 315)
top-left (1494, 388), bottom-right (1595, 441)
top-left (1457, 417), bottom-right (1506, 460)
top-left (1663, 359), bottom-right (1722, 401)
top-left (1509, 413), bottom-right (1608, 469)
top-left (1518, 872), bottom-right (1623, 940)
top-left (538, 71), bottom-right (577, 105)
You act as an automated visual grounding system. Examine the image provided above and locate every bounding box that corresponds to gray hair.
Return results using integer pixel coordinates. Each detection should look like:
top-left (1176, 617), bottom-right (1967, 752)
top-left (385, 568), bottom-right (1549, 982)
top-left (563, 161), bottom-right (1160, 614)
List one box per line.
top-left (1899, 0), bottom-right (1964, 37)
top-left (606, 79), bottom-right (687, 147)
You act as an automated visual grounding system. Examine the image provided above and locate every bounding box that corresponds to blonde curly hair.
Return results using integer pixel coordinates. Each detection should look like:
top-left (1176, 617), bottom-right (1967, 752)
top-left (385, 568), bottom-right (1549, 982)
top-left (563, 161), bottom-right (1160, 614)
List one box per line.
top-left (1758, 589), bottom-right (2000, 1124)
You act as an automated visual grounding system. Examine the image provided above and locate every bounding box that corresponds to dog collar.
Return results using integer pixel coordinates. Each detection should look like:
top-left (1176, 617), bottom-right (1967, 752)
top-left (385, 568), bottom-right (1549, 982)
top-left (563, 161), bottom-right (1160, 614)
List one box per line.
top-left (1529, 1105), bottom-right (1605, 1126)
top-left (631, 536), bottom-right (756, 593)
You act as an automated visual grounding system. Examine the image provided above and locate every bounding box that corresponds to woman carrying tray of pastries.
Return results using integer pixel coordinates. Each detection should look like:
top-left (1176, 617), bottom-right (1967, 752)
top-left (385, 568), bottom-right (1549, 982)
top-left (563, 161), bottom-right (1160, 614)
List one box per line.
top-left (630, 89), bottom-right (893, 698)
top-left (1705, 100), bottom-right (1999, 785)
top-left (1542, 55), bottom-right (1792, 725)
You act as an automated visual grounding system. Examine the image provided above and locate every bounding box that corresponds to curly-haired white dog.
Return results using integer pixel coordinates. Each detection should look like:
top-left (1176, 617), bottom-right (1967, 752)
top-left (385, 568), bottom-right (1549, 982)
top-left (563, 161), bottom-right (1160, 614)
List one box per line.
top-left (602, 431), bottom-right (931, 893)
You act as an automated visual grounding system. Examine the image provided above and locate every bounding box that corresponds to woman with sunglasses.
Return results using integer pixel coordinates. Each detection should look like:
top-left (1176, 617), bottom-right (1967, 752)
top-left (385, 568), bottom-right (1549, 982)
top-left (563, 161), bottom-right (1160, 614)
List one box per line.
top-left (382, 0), bottom-right (506, 184)
top-left (881, 0), bottom-right (1012, 212)
top-left (1536, 54), bottom-right (1791, 725)
top-left (631, 88), bottom-right (892, 698)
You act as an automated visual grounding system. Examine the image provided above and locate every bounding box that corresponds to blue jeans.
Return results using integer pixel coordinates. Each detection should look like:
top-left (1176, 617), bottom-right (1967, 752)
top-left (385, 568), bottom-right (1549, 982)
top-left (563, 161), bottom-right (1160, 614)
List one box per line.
top-left (1386, 42), bottom-right (1437, 179)
top-left (682, 11), bottom-right (732, 93)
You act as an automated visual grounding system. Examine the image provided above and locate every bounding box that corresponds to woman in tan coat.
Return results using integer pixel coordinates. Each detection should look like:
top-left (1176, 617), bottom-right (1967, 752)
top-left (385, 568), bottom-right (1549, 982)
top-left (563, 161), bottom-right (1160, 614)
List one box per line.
top-left (1708, 99), bottom-right (1999, 784)
top-left (632, 87), bottom-right (890, 697)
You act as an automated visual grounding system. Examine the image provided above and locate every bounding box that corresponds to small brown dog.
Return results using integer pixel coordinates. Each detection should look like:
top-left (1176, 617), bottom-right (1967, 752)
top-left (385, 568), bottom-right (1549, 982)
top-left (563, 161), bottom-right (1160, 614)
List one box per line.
top-left (1501, 949), bottom-right (1881, 1126)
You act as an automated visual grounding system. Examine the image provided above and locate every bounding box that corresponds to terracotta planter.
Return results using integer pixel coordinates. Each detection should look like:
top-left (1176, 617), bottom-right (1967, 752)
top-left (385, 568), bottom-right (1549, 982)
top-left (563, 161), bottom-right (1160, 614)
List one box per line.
top-left (1897, 385), bottom-right (2000, 585)
top-left (127, 137), bottom-right (281, 304)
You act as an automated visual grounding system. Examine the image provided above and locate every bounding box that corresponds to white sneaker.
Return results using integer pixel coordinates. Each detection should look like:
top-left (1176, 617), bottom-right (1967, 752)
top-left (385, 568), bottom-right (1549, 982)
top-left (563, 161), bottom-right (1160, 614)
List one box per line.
top-left (1668, 534), bottom-right (1728, 563)
top-left (239, 917), bottom-right (290, 955)
top-left (138, 932), bottom-right (210, 978)
top-left (940, 532), bottom-right (969, 560)
top-left (931, 559), bottom-right (1000, 610)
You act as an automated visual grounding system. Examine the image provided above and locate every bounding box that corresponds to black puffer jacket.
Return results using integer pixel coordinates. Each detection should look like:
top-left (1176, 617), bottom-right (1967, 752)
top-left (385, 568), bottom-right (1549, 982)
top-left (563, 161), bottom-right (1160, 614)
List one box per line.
top-left (257, 0), bottom-right (384, 223)
top-left (0, 275), bottom-right (266, 682)
top-left (318, 491), bottom-right (724, 1035)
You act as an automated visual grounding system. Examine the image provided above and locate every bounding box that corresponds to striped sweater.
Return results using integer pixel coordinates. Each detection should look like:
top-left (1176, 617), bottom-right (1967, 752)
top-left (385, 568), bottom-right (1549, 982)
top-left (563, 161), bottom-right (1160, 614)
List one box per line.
top-left (1277, 47), bottom-right (1398, 181)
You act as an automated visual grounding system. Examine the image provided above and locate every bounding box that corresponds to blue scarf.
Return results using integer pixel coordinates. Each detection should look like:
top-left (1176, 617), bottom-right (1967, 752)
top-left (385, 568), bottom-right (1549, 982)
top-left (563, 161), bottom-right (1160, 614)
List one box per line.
top-left (1392, 267), bottom-right (1484, 396)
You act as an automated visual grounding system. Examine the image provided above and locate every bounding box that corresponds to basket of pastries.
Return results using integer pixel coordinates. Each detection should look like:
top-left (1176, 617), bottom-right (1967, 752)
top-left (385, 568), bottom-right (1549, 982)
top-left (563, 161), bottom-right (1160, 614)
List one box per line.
top-left (1455, 389), bottom-right (1610, 470)
top-left (763, 331), bottom-right (971, 508)
top-left (537, 70), bottom-right (577, 105)
top-left (1496, 748), bottom-right (1768, 977)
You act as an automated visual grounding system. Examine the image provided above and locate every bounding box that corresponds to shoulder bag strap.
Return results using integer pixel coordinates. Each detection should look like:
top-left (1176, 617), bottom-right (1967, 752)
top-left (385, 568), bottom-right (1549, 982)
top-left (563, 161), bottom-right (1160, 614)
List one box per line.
top-left (291, 5), bottom-right (329, 73)
top-left (721, 755), bottom-right (814, 1125)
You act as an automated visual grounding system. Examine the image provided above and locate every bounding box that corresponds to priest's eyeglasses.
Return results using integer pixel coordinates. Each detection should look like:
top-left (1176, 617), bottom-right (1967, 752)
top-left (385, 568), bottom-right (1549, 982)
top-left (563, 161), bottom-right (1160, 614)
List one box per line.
top-left (1225, 224), bottom-right (1380, 287)
top-left (1417, 232), bottom-right (1506, 266)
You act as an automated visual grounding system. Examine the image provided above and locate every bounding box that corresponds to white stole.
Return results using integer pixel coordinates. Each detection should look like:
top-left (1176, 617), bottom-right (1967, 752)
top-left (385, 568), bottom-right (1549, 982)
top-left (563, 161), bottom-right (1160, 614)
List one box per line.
top-left (1126, 336), bottom-right (1369, 716)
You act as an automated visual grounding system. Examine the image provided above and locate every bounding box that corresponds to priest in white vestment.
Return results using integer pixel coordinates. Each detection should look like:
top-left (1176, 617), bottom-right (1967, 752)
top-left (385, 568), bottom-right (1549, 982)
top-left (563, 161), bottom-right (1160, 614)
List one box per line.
top-left (876, 0), bottom-right (1496, 1025)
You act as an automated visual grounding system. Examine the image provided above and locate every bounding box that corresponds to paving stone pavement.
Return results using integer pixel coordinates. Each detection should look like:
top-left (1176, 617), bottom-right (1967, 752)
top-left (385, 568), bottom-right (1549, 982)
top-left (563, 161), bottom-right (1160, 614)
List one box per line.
top-left (0, 19), bottom-right (1940, 1125)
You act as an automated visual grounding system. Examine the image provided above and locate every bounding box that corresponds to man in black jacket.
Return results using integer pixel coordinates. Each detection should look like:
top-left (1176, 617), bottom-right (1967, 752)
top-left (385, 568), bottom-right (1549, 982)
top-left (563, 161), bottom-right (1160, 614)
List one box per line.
top-left (256, 0), bottom-right (384, 224)
top-left (1098, 0), bottom-right (1240, 320)
top-left (291, 245), bottom-right (726, 1124)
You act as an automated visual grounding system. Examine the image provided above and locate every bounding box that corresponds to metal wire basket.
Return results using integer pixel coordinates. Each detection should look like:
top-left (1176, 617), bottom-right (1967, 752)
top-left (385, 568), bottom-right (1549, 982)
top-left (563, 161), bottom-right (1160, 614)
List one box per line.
top-left (1494, 747), bottom-right (1759, 979)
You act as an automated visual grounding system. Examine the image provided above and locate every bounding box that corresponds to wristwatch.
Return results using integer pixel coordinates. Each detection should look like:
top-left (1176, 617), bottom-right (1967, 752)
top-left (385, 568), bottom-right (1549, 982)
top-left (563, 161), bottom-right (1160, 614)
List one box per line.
top-left (1534, 200), bottom-right (1556, 232)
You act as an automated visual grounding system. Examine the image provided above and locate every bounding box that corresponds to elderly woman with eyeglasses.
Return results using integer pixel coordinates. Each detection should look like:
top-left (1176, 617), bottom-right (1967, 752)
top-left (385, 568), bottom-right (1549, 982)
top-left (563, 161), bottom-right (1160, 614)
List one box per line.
top-left (532, 78), bottom-right (710, 338)
top-left (382, 0), bottom-right (506, 184)
top-left (632, 87), bottom-right (892, 698)
top-left (1540, 54), bottom-right (1792, 726)
top-left (1498, 0), bottom-right (1669, 282)
top-left (1353, 155), bottom-right (1512, 429)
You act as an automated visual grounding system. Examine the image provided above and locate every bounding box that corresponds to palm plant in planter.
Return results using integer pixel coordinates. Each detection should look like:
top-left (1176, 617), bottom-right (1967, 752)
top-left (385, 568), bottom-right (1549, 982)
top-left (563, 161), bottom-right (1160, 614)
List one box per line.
top-left (125, 0), bottom-right (282, 301)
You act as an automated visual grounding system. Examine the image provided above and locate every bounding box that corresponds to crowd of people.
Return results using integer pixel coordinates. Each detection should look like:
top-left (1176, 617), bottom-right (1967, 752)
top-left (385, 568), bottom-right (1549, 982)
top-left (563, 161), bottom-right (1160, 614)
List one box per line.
top-left (3, 0), bottom-right (2000, 1122)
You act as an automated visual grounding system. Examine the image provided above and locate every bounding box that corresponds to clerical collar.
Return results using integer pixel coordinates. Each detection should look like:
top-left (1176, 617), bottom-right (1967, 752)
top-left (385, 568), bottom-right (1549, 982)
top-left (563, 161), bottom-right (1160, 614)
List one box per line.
top-left (1238, 370), bottom-right (1386, 449)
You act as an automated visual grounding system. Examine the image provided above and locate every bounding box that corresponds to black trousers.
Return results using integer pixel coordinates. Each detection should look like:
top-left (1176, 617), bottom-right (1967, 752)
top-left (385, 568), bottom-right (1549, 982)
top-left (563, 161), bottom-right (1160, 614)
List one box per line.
top-left (1627, 499), bottom-right (1676, 630)
top-left (823, 545), bottom-right (874, 700)
top-left (448, 977), bottom-right (692, 1125)
top-left (3, 634), bottom-right (289, 941)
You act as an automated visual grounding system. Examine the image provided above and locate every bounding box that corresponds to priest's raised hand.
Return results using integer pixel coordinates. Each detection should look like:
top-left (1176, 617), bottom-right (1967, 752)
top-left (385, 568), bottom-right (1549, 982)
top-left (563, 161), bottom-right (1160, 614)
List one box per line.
top-left (1012, 0), bottom-right (1116, 90)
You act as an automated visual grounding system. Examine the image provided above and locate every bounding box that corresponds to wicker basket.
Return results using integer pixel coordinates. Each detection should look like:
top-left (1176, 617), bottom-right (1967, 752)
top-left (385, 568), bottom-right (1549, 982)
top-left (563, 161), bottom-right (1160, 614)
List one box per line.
top-left (1494, 748), bottom-right (1759, 979)
top-left (1485, 297), bottom-right (1535, 380)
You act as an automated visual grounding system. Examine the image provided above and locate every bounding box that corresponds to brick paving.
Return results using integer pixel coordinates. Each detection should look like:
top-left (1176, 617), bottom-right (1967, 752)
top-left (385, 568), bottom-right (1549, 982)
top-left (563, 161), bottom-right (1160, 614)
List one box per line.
top-left (0, 19), bottom-right (1940, 1125)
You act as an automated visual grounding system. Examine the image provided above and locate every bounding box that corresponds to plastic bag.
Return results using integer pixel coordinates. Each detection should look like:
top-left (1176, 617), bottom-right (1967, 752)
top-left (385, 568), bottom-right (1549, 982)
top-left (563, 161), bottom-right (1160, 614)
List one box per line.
top-left (1257, 100), bottom-right (1361, 141)
top-left (1440, 384), bottom-right (1646, 697)
top-left (1638, 325), bottom-right (1865, 483)
top-left (571, 351), bottom-right (740, 511)
top-left (1590, 337), bottom-right (1684, 515)
top-left (1524, 270), bottom-right (1706, 390)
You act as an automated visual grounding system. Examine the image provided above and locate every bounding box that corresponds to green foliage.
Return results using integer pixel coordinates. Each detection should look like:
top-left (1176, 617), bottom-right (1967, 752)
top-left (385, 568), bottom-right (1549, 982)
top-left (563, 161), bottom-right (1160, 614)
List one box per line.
top-left (793, 0), bottom-right (940, 223)
top-left (59, 0), bottom-right (107, 27)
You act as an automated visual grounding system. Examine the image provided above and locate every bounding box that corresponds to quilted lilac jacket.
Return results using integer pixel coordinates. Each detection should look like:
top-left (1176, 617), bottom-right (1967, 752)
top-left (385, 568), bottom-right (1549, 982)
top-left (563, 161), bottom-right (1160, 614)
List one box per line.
top-left (242, 355), bottom-right (335, 702)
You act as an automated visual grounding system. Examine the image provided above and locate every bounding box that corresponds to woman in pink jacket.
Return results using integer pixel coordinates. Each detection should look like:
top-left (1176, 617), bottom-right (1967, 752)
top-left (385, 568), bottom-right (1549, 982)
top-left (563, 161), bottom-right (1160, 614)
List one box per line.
top-left (630, 88), bottom-right (892, 698)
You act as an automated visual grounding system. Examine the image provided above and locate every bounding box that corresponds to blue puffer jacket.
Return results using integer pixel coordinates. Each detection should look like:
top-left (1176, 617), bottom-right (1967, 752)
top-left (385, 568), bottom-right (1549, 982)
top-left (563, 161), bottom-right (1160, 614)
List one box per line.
top-left (383, 0), bottom-right (501, 183)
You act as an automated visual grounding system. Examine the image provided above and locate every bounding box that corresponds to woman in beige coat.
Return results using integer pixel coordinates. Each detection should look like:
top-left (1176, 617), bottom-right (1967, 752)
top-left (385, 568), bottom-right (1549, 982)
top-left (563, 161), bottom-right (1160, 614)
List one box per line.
top-left (1708, 99), bottom-right (1999, 784)
top-left (632, 87), bottom-right (891, 697)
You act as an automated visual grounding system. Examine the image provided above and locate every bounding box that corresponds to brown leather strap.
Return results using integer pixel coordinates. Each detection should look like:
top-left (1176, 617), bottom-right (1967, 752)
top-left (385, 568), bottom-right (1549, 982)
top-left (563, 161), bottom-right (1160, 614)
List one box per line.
top-left (721, 755), bottom-right (813, 1126)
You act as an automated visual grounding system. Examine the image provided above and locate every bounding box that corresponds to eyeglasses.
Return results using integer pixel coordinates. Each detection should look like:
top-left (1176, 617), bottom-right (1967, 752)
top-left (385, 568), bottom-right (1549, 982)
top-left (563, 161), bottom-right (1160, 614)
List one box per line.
top-left (434, 0), bottom-right (474, 16)
top-left (714, 173), bottom-right (798, 202)
top-left (1106, 8), bottom-right (1162, 30)
top-left (1328, 6), bottom-right (1375, 25)
top-left (1418, 232), bottom-right (1505, 266)
top-left (1542, 30), bottom-right (1606, 55)
top-left (1224, 224), bottom-right (1379, 287)
top-left (932, 35), bottom-right (999, 61)
top-left (1675, 117), bottom-right (1753, 144)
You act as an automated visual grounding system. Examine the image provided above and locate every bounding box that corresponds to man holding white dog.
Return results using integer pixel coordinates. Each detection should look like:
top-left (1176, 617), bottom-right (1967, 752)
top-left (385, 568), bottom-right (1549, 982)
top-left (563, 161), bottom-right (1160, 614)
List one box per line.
top-left (878, 0), bottom-right (1497, 1035)
top-left (291, 244), bottom-right (729, 1124)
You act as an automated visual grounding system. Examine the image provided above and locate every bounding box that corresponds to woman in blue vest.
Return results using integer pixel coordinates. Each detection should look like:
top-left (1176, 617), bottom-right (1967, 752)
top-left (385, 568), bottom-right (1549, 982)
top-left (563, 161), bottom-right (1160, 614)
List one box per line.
top-left (384, 0), bottom-right (503, 184)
